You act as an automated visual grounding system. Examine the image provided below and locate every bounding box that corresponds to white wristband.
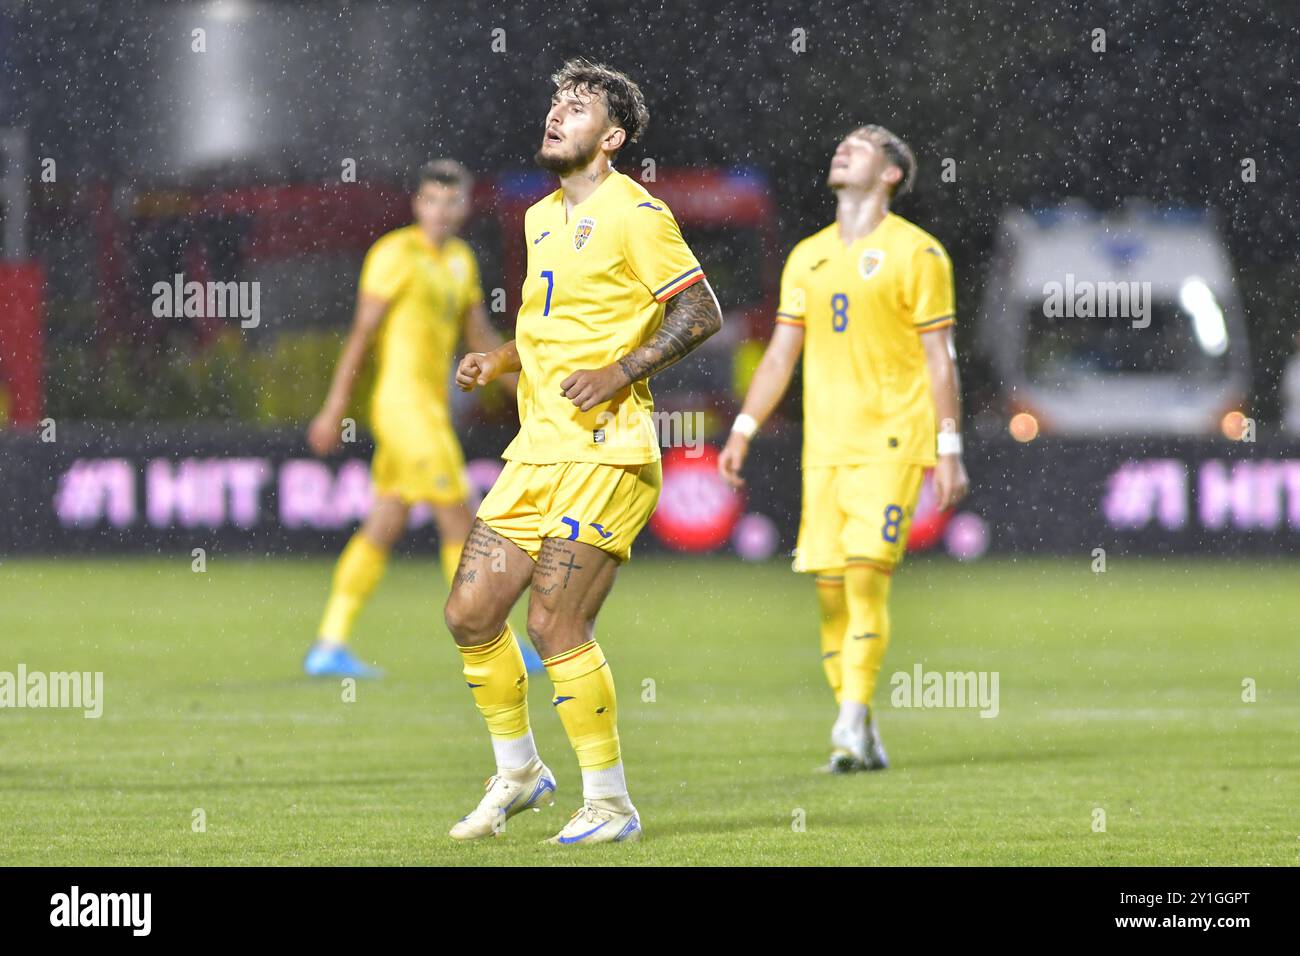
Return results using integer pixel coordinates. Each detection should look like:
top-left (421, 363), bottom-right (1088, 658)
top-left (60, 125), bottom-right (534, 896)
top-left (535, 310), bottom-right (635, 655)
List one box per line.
top-left (937, 431), bottom-right (963, 457)
top-left (732, 413), bottom-right (758, 439)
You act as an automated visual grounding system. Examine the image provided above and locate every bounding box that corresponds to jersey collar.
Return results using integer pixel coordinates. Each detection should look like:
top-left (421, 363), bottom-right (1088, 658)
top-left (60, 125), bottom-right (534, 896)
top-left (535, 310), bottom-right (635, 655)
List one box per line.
top-left (554, 169), bottom-right (622, 223)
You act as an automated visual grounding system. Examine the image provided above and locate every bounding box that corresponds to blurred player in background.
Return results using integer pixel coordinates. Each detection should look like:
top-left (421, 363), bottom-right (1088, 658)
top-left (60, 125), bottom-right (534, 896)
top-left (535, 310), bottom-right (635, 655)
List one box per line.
top-left (445, 58), bottom-right (722, 845)
top-left (304, 159), bottom-right (511, 678)
top-left (719, 125), bottom-right (969, 772)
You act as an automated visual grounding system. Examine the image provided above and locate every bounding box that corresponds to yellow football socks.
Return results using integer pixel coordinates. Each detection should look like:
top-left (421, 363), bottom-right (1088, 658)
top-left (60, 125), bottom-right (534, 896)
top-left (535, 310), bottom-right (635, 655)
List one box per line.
top-left (839, 563), bottom-right (894, 707)
top-left (459, 622), bottom-right (531, 741)
top-left (816, 573), bottom-right (848, 703)
top-left (317, 533), bottom-right (388, 644)
top-left (544, 641), bottom-right (621, 771)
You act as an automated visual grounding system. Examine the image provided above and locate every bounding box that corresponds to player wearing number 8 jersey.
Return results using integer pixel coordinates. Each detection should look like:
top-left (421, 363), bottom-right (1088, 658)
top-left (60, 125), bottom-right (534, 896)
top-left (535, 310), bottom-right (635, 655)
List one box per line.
top-left (442, 58), bottom-right (722, 845)
top-left (719, 124), bottom-right (970, 773)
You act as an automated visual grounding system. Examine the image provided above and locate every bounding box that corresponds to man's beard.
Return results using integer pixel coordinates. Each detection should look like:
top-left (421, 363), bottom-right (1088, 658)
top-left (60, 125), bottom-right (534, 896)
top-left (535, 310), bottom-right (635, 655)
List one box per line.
top-left (534, 138), bottom-right (597, 175)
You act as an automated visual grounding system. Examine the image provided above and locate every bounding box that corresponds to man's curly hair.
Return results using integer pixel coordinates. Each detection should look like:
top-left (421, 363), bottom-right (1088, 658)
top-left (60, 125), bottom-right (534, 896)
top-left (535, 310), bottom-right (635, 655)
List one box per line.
top-left (551, 57), bottom-right (650, 155)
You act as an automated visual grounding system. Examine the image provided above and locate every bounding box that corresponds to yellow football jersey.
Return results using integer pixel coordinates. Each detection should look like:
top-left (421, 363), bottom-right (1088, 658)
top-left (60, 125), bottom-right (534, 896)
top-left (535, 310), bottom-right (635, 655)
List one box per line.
top-left (503, 170), bottom-right (704, 465)
top-left (777, 213), bottom-right (955, 467)
top-left (359, 224), bottom-right (484, 418)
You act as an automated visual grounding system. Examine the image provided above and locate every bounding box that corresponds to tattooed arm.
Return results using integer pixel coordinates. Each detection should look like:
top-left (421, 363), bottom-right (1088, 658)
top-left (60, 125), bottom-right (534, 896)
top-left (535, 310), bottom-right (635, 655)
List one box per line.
top-left (560, 280), bottom-right (723, 412)
top-left (618, 280), bottom-right (724, 383)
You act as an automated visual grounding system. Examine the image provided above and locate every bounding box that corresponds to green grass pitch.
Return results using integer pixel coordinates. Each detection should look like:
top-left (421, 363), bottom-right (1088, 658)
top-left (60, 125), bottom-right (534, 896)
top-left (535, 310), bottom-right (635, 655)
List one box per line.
top-left (1, 555), bottom-right (1296, 866)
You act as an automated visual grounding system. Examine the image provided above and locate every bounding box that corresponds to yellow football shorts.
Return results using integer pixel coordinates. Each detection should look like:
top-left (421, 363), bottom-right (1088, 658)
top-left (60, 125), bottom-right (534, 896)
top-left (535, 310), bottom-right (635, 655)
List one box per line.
top-left (476, 459), bottom-right (662, 563)
top-left (370, 405), bottom-right (470, 506)
top-left (793, 463), bottom-right (926, 573)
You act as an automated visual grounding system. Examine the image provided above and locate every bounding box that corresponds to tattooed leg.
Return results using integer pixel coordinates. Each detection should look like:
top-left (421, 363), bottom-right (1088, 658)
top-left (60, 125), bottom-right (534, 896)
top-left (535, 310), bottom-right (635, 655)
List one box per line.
top-left (443, 519), bottom-right (535, 647)
top-left (526, 538), bottom-right (619, 660)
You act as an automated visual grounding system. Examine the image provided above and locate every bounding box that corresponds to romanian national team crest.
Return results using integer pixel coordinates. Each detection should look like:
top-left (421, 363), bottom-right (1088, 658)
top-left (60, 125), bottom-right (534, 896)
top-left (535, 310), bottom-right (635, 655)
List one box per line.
top-left (858, 249), bottom-right (886, 280)
top-left (573, 216), bottom-right (597, 251)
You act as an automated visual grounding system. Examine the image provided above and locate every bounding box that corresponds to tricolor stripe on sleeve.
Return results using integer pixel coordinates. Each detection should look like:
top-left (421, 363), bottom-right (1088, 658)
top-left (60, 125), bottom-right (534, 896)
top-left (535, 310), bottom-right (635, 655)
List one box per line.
top-left (775, 311), bottom-right (805, 326)
top-left (915, 314), bottom-right (955, 331)
top-left (652, 266), bottom-right (705, 302)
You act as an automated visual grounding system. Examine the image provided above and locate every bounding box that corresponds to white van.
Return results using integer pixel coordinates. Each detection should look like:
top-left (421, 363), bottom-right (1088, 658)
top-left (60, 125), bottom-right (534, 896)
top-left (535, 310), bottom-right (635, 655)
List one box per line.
top-left (978, 201), bottom-right (1250, 436)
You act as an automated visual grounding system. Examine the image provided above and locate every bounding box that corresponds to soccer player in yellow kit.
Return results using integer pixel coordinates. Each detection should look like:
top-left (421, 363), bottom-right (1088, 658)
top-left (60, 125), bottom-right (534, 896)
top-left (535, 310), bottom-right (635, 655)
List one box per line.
top-left (719, 126), bottom-right (970, 772)
top-left (443, 58), bottom-right (722, 845)
top-left (304, 160), bottom-right (510, 679)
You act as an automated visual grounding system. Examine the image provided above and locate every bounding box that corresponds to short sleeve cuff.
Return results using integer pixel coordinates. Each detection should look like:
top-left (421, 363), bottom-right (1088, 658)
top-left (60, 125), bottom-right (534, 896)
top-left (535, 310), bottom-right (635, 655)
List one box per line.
top-left (652, 266), bottom-right (705, 302)
top-left (915, 314), bottom-right (954, 332)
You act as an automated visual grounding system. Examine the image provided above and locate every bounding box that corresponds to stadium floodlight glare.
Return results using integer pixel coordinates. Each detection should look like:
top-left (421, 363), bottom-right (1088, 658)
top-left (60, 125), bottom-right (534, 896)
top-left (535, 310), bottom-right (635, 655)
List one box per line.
top-left (1009, 412), bottom-right (1040, 442)
top-left (206, 0), bottom-right (252, 22)
top-left (1220, 409), bottom-right (1248, 440)
top-left (1179, 277), bottom-right (1229, 357)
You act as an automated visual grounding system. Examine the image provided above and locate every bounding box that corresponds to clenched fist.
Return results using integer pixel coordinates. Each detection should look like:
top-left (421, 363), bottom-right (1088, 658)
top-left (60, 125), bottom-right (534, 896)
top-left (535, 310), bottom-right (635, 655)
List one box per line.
top-left (457, 351), bottom-right (506, 392)
top-left (560, 364), bottom-right (630, 412)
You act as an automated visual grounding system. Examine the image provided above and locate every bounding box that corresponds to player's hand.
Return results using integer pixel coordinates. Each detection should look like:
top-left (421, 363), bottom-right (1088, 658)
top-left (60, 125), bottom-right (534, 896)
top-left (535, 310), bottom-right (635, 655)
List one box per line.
top-left (307, 407), bottom-right (344, 457)
top-left (457, 351), bottom-right (501, 391)
top-left (560, 363), bottom-right (630, 412)
top-left (718, 431), bottom-right (750, 488)
top-left (933, 454), bottom-right (969, 510)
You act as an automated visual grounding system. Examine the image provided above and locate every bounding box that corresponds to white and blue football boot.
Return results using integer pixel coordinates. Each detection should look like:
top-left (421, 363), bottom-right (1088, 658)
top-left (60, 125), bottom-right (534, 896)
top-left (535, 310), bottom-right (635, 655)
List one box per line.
top-left (546, 798), bottom-right (642, 846)
top-left (449, 757), bottom-right (557, 840)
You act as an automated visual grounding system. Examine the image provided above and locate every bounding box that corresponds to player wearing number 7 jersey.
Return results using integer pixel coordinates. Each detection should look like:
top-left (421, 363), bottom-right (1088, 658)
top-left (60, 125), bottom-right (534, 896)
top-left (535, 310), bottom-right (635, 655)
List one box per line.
top-left (442, 58), bottom-right (722, 845)
top-left (718, 125), bottom-right (969, 773)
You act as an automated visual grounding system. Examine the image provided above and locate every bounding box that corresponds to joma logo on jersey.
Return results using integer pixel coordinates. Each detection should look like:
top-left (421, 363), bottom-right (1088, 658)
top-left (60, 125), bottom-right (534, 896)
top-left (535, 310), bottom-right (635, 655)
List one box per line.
top-left (858, 249), bottom-right (886, 280)
top-left (573, 217), bottom-right (597, 251)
